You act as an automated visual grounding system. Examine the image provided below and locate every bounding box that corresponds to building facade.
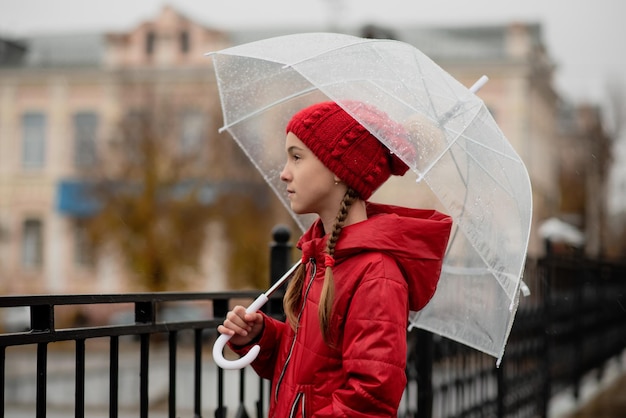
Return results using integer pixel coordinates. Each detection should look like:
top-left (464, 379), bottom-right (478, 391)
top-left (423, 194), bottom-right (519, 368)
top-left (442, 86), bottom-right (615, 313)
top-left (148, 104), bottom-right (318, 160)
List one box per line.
top-left (0, 7), bottom-right (585, 299)
top-left (0, 7), bottom-right (266, 297)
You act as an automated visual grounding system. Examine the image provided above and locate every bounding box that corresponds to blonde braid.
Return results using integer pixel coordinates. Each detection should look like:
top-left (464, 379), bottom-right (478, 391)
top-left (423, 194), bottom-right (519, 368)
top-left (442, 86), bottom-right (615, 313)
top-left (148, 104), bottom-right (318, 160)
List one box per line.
top-left (283, 262), bottom-right (306, 331)
top-left (319, 188), bottom-right (360, 344)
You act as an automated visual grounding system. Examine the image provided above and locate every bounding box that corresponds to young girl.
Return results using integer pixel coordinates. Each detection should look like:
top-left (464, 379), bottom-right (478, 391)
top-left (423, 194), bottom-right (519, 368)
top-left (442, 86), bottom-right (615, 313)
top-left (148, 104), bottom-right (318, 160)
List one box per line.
top-left (218, 101), bottom-right (452, 417)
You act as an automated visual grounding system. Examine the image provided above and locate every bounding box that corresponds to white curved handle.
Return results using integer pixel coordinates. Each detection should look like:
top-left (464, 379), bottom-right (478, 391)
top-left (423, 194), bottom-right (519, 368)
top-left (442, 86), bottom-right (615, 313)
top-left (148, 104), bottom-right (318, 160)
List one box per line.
top-left (212, 294), bottom-right (268, 370)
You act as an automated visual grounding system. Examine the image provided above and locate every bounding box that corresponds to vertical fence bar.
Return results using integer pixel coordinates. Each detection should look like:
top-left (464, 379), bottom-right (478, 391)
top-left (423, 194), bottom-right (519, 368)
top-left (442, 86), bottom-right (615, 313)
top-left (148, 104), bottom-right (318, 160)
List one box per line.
top-left (213, 298), bottom-right (228, 418)
top-left (496, 360), bottom-right (505, 417)
top-left (573, 260), bottom-right (584, 400)
top-left (269, 225), bottom-right (292, 317)
top-left (416, 329), bottom-right (433, 418)
top-left (139, 333), bottom-right (150, 418)
top-left (36, 342), bottom-right (47, 418)
top-left (0, 345), bottom-right (5, 418)
top-left (135, 300), bottom-right (154, 418)
top-left (31, 302), bottom-right (53, 418)
top-left (75, 338), bottom-right (85, 418)
top-left (257, 376), bottom-right (265, 418)
top-left (216, 367), bottom-right (226, 418)
top-left (169, 331), bottom-right (177, 418)
top-left (194, 329), bottom-right (202, 418)
top-left (237, 368), bottom-right (246, 416)
top-left (540, 258), bottom-right (552, 418)
top-left (109, 335), bottom-right (119, 418)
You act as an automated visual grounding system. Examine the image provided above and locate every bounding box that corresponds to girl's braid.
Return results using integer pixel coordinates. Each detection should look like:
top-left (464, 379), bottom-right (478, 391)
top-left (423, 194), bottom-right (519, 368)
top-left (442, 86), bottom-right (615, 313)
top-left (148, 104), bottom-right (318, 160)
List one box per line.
top-left (319, 188), bottom-right (360, 344)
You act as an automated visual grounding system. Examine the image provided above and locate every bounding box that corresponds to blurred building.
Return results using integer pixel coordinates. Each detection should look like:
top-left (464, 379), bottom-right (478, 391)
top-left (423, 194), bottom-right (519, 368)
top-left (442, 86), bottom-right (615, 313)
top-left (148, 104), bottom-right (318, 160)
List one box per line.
top-left (558, 104), bottom-right (614, 257)
top-left (608, 134), bottom-right (626, 253)
top-left (0, 6), bottom-right (607, 297)
top-left (0, 6), bottom-right (265, 296)
top-left (397, 23), bottom-right (562, 256)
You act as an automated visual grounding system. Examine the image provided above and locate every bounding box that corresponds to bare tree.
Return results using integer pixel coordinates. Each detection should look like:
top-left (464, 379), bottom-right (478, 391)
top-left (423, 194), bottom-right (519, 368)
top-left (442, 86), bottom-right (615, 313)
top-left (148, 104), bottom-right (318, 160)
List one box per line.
top-left (82, 84), bottom-right (290, 291)
top-left (84, 88), bottom-right (216, 291)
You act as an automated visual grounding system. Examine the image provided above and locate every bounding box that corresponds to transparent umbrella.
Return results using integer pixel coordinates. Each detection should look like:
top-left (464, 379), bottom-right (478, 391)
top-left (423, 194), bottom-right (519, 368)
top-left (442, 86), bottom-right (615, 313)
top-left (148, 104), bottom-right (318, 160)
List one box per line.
top-left (208, 32), bottom-right (532, 368)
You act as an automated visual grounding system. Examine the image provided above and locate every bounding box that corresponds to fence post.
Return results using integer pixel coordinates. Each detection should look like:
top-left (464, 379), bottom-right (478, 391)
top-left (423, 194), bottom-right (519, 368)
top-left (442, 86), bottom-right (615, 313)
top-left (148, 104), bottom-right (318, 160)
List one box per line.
top-left (268, 225), bottom-right (292, 317)
top-left (497, 361), bottom-right (505, 417)
top-left (573, 259), bottom-right (584, 400)
top-left (0, 346), bottom-right (4, 418)
top-left (416, 329), bottom-right (433, 418)
top-left (540, 255), bottom-right (552, 418)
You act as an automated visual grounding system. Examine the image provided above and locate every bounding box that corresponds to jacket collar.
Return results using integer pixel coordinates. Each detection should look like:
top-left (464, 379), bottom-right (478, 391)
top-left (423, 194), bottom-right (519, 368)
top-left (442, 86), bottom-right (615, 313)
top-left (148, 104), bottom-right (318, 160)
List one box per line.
top-left (297, 202), bottom-right (453, 311)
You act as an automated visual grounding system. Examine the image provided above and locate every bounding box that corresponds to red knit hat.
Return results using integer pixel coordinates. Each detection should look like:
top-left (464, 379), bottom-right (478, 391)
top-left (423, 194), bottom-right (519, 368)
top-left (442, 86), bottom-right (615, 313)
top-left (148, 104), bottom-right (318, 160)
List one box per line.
top-left (286, 101), bottom-right (410, 200)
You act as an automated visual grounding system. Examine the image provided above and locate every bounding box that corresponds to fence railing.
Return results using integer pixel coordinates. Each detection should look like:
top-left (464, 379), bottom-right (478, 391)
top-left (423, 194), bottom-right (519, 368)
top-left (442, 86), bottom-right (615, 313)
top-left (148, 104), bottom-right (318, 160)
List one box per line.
top-left (1, 227), bottom-right (625, 418)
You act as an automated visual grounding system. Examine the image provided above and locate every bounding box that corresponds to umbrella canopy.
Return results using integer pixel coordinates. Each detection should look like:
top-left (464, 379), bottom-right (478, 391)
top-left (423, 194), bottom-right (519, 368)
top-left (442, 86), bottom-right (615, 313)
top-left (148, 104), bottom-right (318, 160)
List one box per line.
top-left (208, 32), bottom-right (532, 363)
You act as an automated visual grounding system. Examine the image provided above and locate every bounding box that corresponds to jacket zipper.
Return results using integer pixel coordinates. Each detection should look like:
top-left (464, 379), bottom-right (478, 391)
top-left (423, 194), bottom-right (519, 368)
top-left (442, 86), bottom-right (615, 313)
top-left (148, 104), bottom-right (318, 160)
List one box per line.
top-left (288, 392), bottom-right (305, 418)
top-left (274, 257), bottom-right (317, 403)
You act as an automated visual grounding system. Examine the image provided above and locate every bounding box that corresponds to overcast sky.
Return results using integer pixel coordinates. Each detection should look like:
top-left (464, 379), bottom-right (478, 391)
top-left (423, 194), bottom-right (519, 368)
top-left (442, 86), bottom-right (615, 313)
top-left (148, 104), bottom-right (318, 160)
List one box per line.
top-left (0, 0), bottom-right (624, 107)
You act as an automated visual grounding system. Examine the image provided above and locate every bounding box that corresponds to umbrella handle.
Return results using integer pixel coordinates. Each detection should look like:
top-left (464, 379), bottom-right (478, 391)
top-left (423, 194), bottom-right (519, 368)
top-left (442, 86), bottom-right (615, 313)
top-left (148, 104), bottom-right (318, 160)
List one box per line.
top-left (212, 293), bottom-right (269, 370)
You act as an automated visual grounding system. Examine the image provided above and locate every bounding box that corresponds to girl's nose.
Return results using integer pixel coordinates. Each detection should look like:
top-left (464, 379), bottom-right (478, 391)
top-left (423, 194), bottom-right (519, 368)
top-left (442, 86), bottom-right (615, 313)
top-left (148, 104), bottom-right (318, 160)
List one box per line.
top-left (279, 164), bottom-right (290, 182)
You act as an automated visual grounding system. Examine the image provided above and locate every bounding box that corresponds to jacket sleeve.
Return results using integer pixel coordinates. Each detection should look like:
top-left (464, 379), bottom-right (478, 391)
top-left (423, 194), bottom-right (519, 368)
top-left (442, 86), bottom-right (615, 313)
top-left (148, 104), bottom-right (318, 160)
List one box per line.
top-left (227, 313), bottom-right (288, 380)
top-left (324, 259), bottom-right (409, 417)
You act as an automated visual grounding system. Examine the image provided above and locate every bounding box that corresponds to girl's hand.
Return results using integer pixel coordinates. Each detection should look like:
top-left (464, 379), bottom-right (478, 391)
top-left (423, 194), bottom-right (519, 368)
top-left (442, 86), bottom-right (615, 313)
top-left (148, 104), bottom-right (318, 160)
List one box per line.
top-left (217, 305), bottom-right (264, 346)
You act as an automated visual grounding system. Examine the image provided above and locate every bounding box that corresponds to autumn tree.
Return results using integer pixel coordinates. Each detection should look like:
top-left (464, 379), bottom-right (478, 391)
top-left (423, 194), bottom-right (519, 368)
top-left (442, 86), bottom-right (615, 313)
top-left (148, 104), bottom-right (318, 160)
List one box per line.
top-left (83, 89), bottom-right (217, 290)
top-left (83, 84), bottom-right (291, 292)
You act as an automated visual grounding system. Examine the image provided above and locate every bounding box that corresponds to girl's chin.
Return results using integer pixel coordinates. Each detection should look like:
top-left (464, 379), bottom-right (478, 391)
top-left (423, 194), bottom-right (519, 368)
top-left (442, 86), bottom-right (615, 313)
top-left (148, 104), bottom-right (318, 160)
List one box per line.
top-left (289, 203), bottom-right (309, 215)
top-left (290, 206), bottom-right (304, 215)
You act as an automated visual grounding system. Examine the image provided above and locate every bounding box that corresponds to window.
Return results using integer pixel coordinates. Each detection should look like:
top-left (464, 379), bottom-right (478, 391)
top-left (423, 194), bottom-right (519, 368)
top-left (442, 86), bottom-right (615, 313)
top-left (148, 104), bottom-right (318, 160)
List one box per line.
top-left (22, 218), bottom-right (43, 268)
top-left (22, 112), bottom-right (46, 168)
top-left (180, 31), bottom-right (189, 54)
top-left (146, 31), bottom-right (156, 55)
top-left (73, 112), bottom-right (98, 168)
top-left (74, 221), bottom-right (95, 267)
top-left (180, 110), bottom-right (205, 153)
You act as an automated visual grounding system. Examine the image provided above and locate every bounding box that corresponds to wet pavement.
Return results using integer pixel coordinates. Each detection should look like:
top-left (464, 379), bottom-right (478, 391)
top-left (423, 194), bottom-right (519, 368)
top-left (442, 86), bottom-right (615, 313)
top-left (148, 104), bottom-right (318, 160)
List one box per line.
top-left (552, 350), bottom-right (626, 418)
top-left (563, 372), bottom-right (626, 418)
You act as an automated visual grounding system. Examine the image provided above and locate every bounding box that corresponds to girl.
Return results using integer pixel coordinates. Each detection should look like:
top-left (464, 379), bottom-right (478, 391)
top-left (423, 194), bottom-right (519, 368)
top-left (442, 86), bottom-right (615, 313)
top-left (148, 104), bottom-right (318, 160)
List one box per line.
top-left (218, 101), bottom-right (452, 417)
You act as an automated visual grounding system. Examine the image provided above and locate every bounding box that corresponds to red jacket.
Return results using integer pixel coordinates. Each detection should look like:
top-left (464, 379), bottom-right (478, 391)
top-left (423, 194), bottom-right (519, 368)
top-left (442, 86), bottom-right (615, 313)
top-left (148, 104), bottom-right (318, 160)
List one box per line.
top-left (232, 203), bottom-right (452, 417)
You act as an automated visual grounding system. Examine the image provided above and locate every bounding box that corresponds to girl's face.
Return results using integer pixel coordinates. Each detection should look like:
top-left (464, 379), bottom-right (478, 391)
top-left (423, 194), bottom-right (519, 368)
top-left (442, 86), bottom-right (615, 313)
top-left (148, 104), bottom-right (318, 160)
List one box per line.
top-left (280, 132), bottom-right (345, 218)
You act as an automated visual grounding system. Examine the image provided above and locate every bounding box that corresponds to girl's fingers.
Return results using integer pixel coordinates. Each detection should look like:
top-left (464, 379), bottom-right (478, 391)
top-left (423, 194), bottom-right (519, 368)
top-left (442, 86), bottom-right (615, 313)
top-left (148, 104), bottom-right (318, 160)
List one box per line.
top-left (222, 308), bottom-right (253, 333)
top-left (217, 306), bottom-right (261, 339)
top-left (217, 325), bottom-right (235, 336)
top-left (223, 319), bottom-right (244, 334)
top-left (244, 312), bottom-right (261, 323)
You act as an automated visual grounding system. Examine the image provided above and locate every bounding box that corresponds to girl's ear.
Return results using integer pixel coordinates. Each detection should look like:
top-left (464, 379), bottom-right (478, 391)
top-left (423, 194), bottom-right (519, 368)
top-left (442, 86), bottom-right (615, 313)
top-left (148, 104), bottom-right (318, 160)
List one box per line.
top-left (333, 176), bottom-right (342, 184)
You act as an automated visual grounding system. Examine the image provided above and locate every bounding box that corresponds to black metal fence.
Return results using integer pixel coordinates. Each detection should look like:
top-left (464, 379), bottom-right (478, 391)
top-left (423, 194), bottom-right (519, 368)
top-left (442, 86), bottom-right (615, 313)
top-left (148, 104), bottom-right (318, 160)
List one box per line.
top-left (1, 227), bottom-right (625, 418)
top-left (0, 291), bottom-right (246, 418)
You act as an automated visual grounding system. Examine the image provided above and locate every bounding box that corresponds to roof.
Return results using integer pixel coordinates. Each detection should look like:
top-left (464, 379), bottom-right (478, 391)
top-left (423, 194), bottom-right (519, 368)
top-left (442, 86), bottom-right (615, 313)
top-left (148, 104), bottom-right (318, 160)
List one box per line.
top-left (0, 37), bottom-right (27, 65)
top-left (0, 22), bottom-right (543, 69)
top-left (1, 33), bottom-right (104, 68)
top-left (227, 23), bottom-right (543, 62)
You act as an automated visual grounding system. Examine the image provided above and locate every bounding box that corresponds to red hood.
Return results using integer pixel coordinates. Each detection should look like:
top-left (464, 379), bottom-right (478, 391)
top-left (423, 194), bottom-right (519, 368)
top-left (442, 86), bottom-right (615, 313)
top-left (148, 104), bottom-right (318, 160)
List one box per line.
top-left (298, 202), bottom-right (453, 312)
